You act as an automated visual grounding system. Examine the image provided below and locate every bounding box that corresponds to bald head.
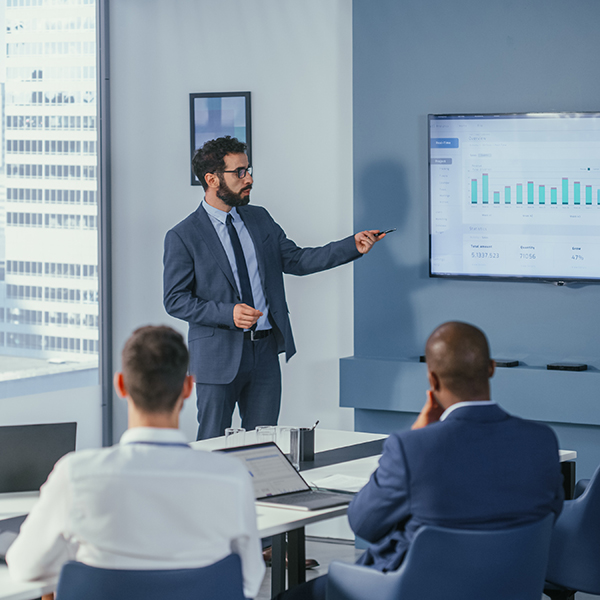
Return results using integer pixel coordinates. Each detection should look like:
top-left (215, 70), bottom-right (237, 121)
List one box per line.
top-left (425, 322), bottom-right (493, 401)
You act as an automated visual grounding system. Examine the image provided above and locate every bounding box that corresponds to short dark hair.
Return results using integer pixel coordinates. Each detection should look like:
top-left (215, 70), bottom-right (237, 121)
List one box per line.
top-left (121, 326), bottom-right (189, 413)
top-left (192, 136), bottom-right (247, 190)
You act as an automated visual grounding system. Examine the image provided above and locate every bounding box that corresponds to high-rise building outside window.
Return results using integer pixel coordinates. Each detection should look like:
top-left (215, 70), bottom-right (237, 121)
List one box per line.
top-left (0, 0), bottom-right (99, 382)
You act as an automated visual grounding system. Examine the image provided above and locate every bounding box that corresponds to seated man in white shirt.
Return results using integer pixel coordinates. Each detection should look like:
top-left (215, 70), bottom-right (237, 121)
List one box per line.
top-left (7, 325), bottom-right (265, 599)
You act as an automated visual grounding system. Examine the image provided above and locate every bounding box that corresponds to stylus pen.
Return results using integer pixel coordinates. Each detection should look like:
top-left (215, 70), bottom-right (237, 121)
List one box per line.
top-left (376, 228), bottom-right (396, 237)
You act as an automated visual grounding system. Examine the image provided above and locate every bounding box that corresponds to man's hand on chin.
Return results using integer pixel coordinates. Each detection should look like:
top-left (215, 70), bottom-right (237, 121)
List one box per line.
top-left (412, 391), bottom-right (444, 430)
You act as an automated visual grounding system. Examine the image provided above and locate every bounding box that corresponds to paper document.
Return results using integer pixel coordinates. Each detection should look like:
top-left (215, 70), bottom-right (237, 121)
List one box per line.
top-left (309, 474), bottom-right (368, 493)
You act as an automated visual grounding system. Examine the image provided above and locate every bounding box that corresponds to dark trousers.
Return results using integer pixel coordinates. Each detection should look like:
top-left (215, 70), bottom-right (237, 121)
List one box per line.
top-left (195, 333), bottom-right (281, 440)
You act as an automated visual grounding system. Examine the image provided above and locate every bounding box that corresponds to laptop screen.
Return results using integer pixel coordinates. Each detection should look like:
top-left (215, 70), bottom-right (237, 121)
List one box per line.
top-left (219, 442), bottom-right (310, 499)
top-left (0, 515), bottom-right (27, 560)
top-left (0, 422), bottom-right (77, 493)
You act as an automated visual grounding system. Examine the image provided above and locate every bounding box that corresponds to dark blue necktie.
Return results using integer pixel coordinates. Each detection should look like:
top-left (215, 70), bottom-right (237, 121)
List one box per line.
top-left (226, 213), bottom-right (255, 308)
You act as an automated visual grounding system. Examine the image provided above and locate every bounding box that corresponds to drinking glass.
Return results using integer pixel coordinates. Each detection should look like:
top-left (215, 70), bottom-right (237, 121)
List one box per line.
top-left (255, 425), bottom-right (277, 444)
top-left (224, 427), bottom-right (246, 447)
top-left (276, 426), bottom-right (300, 470)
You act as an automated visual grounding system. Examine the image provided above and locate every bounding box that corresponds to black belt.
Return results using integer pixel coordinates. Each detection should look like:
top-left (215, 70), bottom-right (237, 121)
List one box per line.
top-left (243, 329), bottom-right (272, 341)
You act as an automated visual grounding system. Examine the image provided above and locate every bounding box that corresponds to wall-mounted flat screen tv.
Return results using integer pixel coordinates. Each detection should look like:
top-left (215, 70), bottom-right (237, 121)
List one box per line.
top-left (429, 112), bottom-right (600, 282)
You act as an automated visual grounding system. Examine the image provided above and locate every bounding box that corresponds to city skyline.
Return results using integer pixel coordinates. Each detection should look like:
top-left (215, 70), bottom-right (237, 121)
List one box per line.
top-left (1, 0), bottom-right (99, 376)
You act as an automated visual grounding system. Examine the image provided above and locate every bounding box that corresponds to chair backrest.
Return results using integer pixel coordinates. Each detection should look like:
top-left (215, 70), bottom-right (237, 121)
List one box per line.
top-left (327, 514), bottom-right (554, 600)
top-left (55, 553), bottom-right (245, 600)
top-left (546, 464), bottom-right (600, 594)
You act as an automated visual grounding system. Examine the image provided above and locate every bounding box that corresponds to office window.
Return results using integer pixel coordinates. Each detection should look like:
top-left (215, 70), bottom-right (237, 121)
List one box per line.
top-left (7, 309), bottom-right (43, 325)
top-left (6, 163), bottom-right (44, 178)
top-left (1, 0), bottom-right (99, 375)
top-left (7, 188), bottom-right (44, 202)
top-left (45, 189), bottom-right (82, 204)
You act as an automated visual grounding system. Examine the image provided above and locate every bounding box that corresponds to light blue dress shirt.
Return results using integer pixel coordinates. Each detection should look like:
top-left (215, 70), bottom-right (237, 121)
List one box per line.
top-left (202, 201), bottom-right (270, 330)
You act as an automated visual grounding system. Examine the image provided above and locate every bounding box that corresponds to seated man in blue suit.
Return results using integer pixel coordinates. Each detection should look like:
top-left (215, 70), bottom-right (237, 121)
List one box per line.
top-left (163, 136), bottom-right (385, 440)
top-left (278, 321), bottom-right (564, 600)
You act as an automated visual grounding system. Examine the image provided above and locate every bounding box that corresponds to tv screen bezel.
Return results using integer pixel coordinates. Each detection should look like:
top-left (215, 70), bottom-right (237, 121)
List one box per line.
top-left (428, 111), bottom-right (600, 285)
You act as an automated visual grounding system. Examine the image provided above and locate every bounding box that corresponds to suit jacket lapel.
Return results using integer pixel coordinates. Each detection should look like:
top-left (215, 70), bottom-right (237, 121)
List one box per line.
top-left (192, 205), bottom-right (238, 293)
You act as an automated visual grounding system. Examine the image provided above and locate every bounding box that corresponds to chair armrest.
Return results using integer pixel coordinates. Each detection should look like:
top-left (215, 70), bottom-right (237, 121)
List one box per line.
top-left (574, 479), bottom-right (590, 499)
top-left (327, 561), bottom-right (403, 600)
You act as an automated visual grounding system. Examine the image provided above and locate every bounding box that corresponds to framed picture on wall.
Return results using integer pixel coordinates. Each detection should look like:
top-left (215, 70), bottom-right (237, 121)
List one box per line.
top-left (189, 91), bottom-right (252, 186)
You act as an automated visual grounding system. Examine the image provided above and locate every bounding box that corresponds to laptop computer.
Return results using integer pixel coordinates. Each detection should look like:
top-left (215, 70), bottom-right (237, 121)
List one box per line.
top-left (0, 422), bottom-right (77, 493)
top-left (0, 515), bottom-right (27, 561)
top-left (219, 442), bottom-right (353, 511)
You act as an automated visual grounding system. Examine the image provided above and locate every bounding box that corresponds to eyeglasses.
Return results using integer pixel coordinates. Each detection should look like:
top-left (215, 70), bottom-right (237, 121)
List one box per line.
top-left (217, 166), bottom-right (253, 179)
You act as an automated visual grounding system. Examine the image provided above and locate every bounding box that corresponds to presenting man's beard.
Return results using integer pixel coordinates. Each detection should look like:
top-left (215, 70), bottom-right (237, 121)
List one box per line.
top-left (217, 177), bottom-right (251, 207)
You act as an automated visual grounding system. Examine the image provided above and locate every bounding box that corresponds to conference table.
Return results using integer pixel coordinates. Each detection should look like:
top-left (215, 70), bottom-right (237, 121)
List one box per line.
top-left (192, 429), bottom-right (389, 597)
top-left (0, 492), bottom-right (54, 600)
top-left (193, 429), bottom-right (577, 597)
top-left (0, 430), bottom-right (577, 600)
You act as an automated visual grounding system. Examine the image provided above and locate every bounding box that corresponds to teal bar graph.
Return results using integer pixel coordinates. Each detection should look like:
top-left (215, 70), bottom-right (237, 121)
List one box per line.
top-left (482, 174), bottom-right (488, 204)
top-left (469, 174), bottom-right (599, 209)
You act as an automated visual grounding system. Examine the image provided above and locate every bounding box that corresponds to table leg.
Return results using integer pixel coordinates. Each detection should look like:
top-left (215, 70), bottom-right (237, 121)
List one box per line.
top-left (271, 533), bottom-right (287, 597)
top-left (287, 527), bottom-right (306, 588)
top-left (561, 461), bottom-right (575, 500)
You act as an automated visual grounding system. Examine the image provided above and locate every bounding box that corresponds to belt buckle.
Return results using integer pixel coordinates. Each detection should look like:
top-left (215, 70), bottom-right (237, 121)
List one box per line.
top-left (250, 329), bottom-right (257, 341)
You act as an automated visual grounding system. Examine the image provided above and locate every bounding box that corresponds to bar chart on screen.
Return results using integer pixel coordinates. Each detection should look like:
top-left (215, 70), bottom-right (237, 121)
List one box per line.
top-left (429, 112), bottom-right (600, 279)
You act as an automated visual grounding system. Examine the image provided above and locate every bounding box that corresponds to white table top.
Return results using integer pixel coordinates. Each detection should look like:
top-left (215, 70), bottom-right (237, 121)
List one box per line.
top-left (560, 449), bottom-right (577, 462)
top-left (189, 427), bottom-right (387, 453)
top-left (191, 428), bottom-right (387, 538)
top-left (0, 572), bottom-right (56, 600)
top-left (0, 493), bottom-right (39, 520)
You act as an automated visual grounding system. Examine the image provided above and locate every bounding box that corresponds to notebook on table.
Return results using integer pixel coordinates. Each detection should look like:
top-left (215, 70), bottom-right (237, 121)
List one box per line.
top-left (218, 442), bottom-right (353, 511)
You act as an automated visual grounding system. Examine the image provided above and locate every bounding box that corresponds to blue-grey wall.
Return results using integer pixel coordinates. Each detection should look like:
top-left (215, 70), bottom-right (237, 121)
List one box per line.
top-left (346, 0), bottom-right (600, 479)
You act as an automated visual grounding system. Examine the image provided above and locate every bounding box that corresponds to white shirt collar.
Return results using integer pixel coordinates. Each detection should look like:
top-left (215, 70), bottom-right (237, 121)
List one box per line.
top-left (119, 427), bottom-right (189, 446)
top-left (440, 400), bottom-right (496, 421)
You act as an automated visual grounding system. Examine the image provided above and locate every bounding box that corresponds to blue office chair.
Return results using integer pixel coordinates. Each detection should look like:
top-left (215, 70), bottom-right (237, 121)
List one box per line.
top-left (327, 514), bottom-right (554, 600)
top-left (544, 465), bottom-right (600, 600)
top-left (55, 553), bottom-right (246, 600)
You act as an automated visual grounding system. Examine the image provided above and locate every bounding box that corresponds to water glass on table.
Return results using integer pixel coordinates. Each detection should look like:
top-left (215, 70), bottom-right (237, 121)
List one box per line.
top-left (224, 427), bottom-right (246, 447)
top-left (276, 426), bottom-right (301, 470)
top-left (255, 425), bottom-right (277, 444)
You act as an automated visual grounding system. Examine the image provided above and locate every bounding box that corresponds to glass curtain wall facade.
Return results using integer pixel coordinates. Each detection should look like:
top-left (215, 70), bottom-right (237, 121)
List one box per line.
top-left (1, 0), bottom-right (98, 380)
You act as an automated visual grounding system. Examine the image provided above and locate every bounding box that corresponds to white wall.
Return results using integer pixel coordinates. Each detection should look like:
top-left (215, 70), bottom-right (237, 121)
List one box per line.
top-left (0, 385), bottom-right (102, 450)
top-left (109, 0), bottom-right (354, 441)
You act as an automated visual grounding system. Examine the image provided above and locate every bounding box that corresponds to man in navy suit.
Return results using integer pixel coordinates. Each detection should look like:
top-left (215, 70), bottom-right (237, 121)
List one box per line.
top-left (277, 321), bottom-right (564, 600)
top-left (164, 136), bottom-right (384, 439)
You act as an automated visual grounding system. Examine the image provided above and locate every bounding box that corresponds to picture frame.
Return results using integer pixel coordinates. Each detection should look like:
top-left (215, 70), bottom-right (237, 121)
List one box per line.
top-left (189, 91), bottom-right (252, 186)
